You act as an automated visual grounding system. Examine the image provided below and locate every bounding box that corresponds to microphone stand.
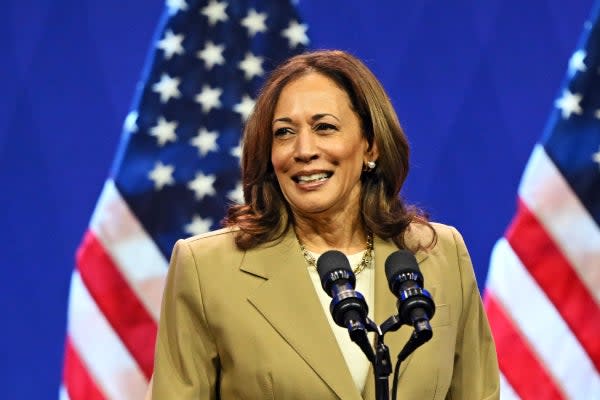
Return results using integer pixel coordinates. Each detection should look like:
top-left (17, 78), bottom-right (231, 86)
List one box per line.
top-left (356, 315), bottom-right (427, 400)
top-left (360, 318), bottom-right (393, 400)
top-left (373, 334), bottom-right (392, 400)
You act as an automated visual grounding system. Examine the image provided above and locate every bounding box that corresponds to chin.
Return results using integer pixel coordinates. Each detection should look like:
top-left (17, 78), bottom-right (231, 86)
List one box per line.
top-left (291, 200), bottom-right (342, 217)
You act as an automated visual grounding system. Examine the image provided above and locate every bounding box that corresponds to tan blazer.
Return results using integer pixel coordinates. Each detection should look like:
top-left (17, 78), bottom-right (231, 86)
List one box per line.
top-left (151, 222), bottom-right (499, 399)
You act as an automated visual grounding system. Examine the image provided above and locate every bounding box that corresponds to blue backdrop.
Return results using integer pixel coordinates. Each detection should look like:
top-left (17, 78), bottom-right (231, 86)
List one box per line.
top-left (1, 1), bottom-right (593, 398)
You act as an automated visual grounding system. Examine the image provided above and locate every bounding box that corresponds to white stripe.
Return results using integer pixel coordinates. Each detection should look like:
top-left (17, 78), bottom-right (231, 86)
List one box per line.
top-left (519, 145), bottom-right (600, 305)
top-left (59, 385), bottom-right (70, 400)
top-left (499, 373), bottom-right (519, 400)
top-left (67, 271), bottom-right (148, 400)
top-left (89, 179), bottom-right (168, 321)
top-left (488, 239), bottom-right (600, 399)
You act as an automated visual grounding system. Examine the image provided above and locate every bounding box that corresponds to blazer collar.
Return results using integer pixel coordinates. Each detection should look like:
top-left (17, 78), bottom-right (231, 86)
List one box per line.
top-left (239, 225), bottom-right (430, 279)
top-left (240, 228), bottom-right (431, 400)
top-left (241, 229), bottom-right (361, 400)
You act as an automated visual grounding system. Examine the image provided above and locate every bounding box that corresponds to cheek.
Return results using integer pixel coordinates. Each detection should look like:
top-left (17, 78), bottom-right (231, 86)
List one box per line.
top-left (338, 146), bottom-right (366, 171)
top-left (270, 149), bottom-right (281, 171)
top-left (271, 143), bottom-right (293, 171)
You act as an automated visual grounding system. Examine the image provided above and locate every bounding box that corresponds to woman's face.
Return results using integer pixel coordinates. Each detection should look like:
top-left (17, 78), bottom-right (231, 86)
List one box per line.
top-left (271, 72), bottom-right (376, 220)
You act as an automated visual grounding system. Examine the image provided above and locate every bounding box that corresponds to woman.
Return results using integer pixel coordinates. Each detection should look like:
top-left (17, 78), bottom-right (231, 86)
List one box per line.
top-left (150, 50), bottom-right (500, 399)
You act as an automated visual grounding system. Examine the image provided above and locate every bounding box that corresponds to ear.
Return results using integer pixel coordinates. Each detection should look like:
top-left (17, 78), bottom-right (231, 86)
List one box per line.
top-left (364, 140), bottom-right (379, 164)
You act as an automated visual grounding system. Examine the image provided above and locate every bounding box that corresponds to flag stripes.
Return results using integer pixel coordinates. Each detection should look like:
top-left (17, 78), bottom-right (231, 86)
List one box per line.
top-left (485, 294), bottom-right (565, 399)
top-left (499, 374), bottom-right (519, 400)
top-left (519, 145), bottom-right (600, 304)
top-left (486, 147), bottom-right (600, 399)
top-left (487, 238), bottom-right (599, 398)
top-left (76, 230), bottom-right (157, 379)
top-left (505, 199), bottom-right (600, 372)
top-left (63, 339), bottom-right (105, 400)
top-left (66, 181), bottom-right (168, 397)
top-left (89, 179), bottom-right (168, 322)
top-left (66, 272), bottom-right (148, 399)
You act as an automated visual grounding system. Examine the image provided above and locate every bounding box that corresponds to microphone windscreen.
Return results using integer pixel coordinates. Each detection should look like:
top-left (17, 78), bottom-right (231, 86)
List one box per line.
top-left (384, 250), bottom-right (420, 286)
top-left (316, 250), bottom-right (352, 292)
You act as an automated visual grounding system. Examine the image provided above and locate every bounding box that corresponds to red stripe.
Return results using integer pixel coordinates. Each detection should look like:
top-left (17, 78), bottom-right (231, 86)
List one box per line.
top-left (76, 230), bottom-right (157, 379)
top-left (484, 293), bottom-right (565, 400)
top-left (506, 199), bottom-right (600, 372)
top-left (63, 337), bottom-right (106, 400)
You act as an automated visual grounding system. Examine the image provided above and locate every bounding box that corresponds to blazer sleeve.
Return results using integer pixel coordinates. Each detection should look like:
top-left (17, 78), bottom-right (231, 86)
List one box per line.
top-left (447, 227), bottom-right (500, 400)
top-left (151, 239), bottom-right (219, 399)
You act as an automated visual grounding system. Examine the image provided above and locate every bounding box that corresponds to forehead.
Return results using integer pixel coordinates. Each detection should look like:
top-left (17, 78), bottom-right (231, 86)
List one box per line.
top-left (275, 72), bottom-right (352, 110)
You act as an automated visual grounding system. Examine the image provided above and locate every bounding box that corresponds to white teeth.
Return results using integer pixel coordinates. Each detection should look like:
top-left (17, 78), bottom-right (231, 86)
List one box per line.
top-left (297, 173), bottom-right (329, 183)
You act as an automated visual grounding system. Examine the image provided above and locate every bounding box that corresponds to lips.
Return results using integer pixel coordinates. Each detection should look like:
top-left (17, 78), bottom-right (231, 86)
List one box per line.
top-left (292, 171), bottom-right (333, 184)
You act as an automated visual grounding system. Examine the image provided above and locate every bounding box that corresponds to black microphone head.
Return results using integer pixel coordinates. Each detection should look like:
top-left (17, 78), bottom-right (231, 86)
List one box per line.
top-left (316, 250), bottom-right (355, 294)
top-left (384, 250), bottom-right (423, 293)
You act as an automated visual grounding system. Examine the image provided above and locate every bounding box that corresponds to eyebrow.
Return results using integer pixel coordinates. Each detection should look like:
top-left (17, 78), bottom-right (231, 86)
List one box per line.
top-left (272, 113), bottom-right (340, 125)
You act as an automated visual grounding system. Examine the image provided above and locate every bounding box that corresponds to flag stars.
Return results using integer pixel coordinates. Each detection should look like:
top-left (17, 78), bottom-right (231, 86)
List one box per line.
top-left (152, 74), bottom-right (181, 103)
top-left (282, 20), bottom-right (309, 48)
top-left (195, 85), bottom-right (223, 113)
top-left (239, 52), bottom-right (264, 80)
top-left (188, 172), bottom-right (217, 199)
top-left (234, 95), bottom-right (255, 121)
top-left (157, 30), bottom-right (184, 59)
top-left (555, 90), bottom-right (583, 119)
top-left (568, 50), bottom-right (587, 76)
top-left (185, 215), bottom-right (213, 236)
top-left (227, 182), bottom-right (244, 204)
top-left (166, 0), bottom-right (188, 15)
top-left (241, 9), bottom-right (267, 37)
top-left (230, 141), bottom-right (242, 159)
top-left (201, 0), bottom-right (228, 26)
top-left (150, 117), bottom-right (178, 146)
top-left (148, 161), bottom-right (175, 190)
top-left (197, 41), bottom-right (225, 70)
top-left (190, 128), bottom-right (219, 156)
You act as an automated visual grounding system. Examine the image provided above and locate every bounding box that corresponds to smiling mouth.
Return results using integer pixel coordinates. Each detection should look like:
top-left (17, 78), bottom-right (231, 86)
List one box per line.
top-left (293, 172), bottom-right (333, 184)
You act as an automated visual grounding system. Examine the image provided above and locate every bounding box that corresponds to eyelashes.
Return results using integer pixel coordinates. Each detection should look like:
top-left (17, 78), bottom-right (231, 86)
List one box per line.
top-left (273, 123), bottom-right (339, 138)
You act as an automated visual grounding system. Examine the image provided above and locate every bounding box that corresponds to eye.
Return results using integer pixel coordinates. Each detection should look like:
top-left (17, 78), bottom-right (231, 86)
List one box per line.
top-left (314, 122), bottom-right (337, 132)
top-left (273, 127), bottom-right (293, 137)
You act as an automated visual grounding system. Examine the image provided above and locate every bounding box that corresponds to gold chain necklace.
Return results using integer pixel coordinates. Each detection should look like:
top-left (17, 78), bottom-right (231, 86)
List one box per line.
top-left (297, 232), bottom-right (374, 275)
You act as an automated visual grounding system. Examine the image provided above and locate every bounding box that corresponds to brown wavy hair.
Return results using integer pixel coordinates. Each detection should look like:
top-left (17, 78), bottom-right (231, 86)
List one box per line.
top-left (223, 50), bottom-right (435, 251)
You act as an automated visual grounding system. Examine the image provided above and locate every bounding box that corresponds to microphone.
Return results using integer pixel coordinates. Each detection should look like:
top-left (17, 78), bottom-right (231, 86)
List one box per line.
top-left (384, 250), bottom-right (435, 343)
top-left (317, 250), bottom-right (374, 361)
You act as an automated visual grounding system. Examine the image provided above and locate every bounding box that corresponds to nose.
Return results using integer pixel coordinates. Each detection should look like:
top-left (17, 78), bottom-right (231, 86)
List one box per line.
top-left (293, 129), bottom-right (319, 163)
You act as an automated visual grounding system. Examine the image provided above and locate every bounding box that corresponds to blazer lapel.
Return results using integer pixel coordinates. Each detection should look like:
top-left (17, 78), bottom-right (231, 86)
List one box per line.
top-left (242, 230), bottom-right (362, 400)
top-left (363, 235), bottom-right (430, 399)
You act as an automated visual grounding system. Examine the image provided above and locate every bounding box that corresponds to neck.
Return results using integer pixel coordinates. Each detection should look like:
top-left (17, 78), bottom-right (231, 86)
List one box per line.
top-left (293, 212), bottom-right (369, 254)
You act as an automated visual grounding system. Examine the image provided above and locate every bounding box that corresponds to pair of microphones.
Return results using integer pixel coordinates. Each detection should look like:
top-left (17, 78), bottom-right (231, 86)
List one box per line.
top-left (317, 249), bottom-right (436, 362)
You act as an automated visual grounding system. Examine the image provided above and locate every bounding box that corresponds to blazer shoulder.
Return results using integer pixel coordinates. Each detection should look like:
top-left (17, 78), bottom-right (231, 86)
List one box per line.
top-left (186, 226), bottom-right (239, 241)
top-left (430, 222), bottom-right (463, 243)
top-left (404, 220), bottom-right (459, 246)
top-left (184, 226), bottom-right (238, 245)
top-left (404, 221), bottom-right (468, 261)
top-left (178, 226), bottom-right (243, 263)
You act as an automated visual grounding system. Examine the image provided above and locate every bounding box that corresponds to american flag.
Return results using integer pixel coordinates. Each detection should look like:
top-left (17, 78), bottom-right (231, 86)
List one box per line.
top-left (483, 2), bottom-right (600, 399)
top-left (60, 0), bottom-right (307, 398)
